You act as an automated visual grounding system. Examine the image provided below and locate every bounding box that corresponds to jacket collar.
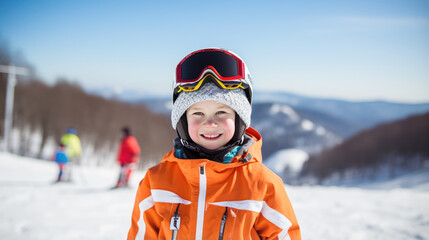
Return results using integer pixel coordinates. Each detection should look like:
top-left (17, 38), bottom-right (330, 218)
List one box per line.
top-left (162, 127), bottom-right (263, 166)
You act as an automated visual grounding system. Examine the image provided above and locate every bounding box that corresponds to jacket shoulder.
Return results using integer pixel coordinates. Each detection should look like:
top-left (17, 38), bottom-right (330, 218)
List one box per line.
top-left (146, 153), bottom-right (177, 176)
top-left (248, 161), bottom-right (285, 187)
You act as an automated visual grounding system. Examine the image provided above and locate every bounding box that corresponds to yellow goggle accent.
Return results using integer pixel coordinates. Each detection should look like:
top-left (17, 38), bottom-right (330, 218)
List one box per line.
top-left (177, 74), bottom-right (245, 93)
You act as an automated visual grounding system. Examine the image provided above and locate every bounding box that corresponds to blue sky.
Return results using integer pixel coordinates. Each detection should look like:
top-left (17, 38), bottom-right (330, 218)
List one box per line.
top-left (1, 0), bottom-right (428, 103)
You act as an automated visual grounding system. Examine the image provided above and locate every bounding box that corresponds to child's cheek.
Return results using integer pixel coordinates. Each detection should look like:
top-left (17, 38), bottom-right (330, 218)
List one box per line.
top-left (222, 118), bottom-right (236, 139)
top-left (187, 119), bottom-right (201, 142)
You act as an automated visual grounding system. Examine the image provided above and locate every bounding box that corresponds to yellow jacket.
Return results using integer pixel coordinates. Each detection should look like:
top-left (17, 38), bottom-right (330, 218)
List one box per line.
top-left (61, 133), bottom-right (82, 160)
top-left (128, 128), bottom-right (301, 240)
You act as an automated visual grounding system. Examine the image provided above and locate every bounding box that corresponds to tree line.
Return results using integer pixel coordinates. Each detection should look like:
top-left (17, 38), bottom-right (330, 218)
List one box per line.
top-left (0, 44), bottom-right (176, 168)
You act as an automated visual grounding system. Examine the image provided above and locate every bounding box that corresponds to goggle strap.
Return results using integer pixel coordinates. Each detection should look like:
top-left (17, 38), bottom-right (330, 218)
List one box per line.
top-left (177, 74), bottom-right (246, 92)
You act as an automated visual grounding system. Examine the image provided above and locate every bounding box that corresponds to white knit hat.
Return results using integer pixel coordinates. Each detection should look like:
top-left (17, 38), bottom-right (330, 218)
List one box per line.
top-left (171, 83), bottom-right (251, 130)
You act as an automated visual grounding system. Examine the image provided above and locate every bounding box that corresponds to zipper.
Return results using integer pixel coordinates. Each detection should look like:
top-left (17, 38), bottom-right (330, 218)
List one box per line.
top-left (170, 204), bottom-right (181, 240)
top-left (195, 166), bottom-right (207, 240)
top-left (218, 207), bottom-right (228, 240)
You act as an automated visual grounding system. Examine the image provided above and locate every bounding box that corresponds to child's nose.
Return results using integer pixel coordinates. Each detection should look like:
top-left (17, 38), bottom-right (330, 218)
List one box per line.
top-left (204, 117), bottom-right (217, 127)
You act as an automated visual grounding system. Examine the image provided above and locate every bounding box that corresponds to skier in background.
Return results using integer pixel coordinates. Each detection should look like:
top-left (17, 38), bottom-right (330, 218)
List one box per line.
top-left (51, 142), bottom-right (69, 182)
top-left (60, 127), bottom-right (82, 181)
top-left (61, 127), bottom-right (82, 164)
top-left (114, 126), bottom-right (141, 188)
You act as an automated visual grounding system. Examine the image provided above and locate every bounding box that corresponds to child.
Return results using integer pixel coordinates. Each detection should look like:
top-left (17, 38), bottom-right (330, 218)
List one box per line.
top-left (128, 48), bottom-right (301, 239)
top-left (52, 143), bottom-right (69, 182)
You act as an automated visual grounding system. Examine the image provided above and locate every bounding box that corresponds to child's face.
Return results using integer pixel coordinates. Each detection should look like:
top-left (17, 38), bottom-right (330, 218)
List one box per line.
top-left (186, 100), bottom-right (235, 150)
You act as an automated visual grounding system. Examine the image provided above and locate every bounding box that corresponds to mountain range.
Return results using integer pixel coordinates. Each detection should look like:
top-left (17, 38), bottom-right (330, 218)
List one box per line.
top-left (253, 91), bottom-right (429, 137)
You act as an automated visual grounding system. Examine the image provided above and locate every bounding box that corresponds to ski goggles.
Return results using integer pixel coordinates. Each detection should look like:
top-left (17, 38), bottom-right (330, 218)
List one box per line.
top-left (176, 48), bottom-right (246, 83)
top-left (174, 49), bottom-right (252, 102)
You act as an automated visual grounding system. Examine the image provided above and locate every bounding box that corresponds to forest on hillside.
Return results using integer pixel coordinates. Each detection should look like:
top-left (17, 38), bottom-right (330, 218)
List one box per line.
top-left (0, 44), bottom-right (175, 168)
top-left (301, 112), bottom-right (429, 183)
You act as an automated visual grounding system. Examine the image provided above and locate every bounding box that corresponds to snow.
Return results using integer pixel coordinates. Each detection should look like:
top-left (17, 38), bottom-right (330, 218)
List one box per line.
top-left (269, 104), bottom-right (300, 122)
top-left (1, 152), bottom-right (429, 240)
top-left (264, 148), bottom-right (309, 173)
top-left (288, 185), bottom-right (429, 240)
top-left (0, 152), bottom-right (144, 240)
top-left (316, 126), bottom-right (326, 135)
top-left (300, 119), bottom-right (315, 131)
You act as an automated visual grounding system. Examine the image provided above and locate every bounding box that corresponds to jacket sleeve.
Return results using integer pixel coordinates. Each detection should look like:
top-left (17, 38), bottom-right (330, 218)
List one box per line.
top-left (254, 172), bottom-right (301, 240)
top-left (128, 171), bottom-right (162, 240)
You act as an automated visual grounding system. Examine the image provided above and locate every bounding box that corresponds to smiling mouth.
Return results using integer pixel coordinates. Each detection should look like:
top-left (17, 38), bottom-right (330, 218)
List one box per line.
top-left (201, 133), bottom-right (222, 140)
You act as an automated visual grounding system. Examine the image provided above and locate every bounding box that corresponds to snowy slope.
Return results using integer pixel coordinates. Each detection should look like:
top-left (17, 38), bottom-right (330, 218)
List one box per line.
top-left (0, 152), bottom-right (144, 240)
top-left (1, 152), bottom-right (429, 240)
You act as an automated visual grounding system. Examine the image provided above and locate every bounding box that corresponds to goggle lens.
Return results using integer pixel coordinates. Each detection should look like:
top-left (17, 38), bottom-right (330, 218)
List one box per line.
top-left (177, 49), bottom-right (244, 83)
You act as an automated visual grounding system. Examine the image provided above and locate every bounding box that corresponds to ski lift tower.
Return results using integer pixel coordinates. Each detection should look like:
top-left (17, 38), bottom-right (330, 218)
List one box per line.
top-left (0, 65), bottom-right (28, 152)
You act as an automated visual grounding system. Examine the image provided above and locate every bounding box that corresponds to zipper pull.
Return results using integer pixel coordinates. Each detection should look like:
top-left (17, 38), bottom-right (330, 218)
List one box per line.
top-left (170, 204), bottom-right (181, 240)
top-left (170, 216), bottom-right (181, 240)
top-left (218, 207), bottom-right (228, 240)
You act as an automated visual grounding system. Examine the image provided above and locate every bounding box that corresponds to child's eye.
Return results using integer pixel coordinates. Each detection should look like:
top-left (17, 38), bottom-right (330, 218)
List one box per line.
top-left (193, 112), bottom-right (204, 116)
top-left (216, 111), bottom-right (226, 115)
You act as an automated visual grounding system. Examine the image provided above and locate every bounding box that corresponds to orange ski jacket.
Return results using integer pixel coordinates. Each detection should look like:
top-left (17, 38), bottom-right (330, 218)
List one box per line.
top-left (128, 128), bottom-right (301, 240)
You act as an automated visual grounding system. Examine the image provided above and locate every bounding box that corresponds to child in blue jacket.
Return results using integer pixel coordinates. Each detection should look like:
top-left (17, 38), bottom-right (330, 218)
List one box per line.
top-left (52, 143), bottom-right (69, 182)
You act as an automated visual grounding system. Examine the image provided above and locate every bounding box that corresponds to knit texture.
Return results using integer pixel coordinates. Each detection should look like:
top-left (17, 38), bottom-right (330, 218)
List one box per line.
top-left (171, 83), bottom-right (251, 129)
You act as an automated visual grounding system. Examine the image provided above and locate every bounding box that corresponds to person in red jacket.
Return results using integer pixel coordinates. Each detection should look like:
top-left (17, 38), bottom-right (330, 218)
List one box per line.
top-left (115, 126), bottom-right (141, 188)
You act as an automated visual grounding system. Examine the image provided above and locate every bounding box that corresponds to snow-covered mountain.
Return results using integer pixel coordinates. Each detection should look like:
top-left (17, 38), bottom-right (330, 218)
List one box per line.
top-left (251, 102), bottom-right (342, 158)
top-left (254, 91), bottom-right (429, 137)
